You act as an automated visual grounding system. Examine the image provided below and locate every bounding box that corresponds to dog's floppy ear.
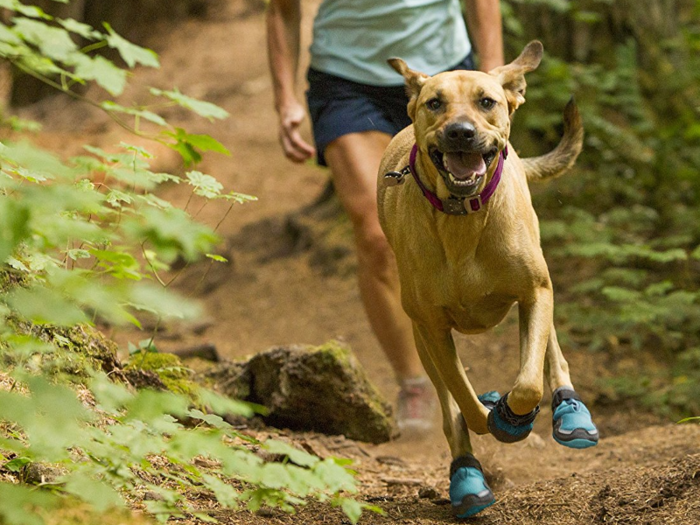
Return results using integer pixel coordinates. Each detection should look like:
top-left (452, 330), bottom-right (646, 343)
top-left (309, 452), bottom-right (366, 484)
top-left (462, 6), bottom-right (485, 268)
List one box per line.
top-left (388, 58), bottom-right (429, 120)
top-left (489, 41), bottom-right (543, 115)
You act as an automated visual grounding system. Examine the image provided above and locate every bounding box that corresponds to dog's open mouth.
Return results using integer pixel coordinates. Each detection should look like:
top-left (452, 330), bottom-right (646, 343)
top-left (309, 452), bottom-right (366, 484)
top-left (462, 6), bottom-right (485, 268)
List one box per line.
top-left (430, 148), bottom-right (498, 196)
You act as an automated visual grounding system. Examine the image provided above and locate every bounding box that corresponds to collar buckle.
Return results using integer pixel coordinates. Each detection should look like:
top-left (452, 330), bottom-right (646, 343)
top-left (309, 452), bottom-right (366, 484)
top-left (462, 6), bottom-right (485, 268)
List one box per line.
top-left (443, 198), bottom-right (467, 215)
top-left (466, 195), bottom-right (482, 213)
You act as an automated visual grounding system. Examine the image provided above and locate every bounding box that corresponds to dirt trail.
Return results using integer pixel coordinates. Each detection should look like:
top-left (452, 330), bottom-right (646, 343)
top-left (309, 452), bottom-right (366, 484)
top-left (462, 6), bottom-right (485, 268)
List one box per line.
top-left (20, 1), bottom-right (700, 523)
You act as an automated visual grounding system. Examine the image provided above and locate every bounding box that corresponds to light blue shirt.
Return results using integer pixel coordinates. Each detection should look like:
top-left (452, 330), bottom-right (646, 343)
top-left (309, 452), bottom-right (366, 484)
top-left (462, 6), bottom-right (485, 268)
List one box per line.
top-left (310, 0), bottom-right (471, 86)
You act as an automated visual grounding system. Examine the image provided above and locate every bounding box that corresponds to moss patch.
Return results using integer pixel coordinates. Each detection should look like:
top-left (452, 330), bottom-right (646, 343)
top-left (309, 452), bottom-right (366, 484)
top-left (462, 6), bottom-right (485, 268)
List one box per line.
top-left (125, 351), bottom-right (198, 397)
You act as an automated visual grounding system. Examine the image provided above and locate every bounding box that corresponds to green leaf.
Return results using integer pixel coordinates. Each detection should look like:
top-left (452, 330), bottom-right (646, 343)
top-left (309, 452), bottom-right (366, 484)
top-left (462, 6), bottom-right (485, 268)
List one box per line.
top-left (0, 484), bottom-right (58, 525)
top-left (70, 53), bottom-right (127, 96)
top-left (64, 474), bottom-right (124, 512)
top-left (0, 198), bottom-right (30, 263)
top-left (128, 283), bottom-right (202, 321)
top-left (186, 170), bottom-right (223, 198)
top-left (7, 285), bottom-right (88, 326)
top-left (0, 141), bottom-right (74, 179)
top-left (4, 456), bottom-right (31, 472)
top-left (0, 0), bottom-right (51, 20)
top-left (187, 408), bottom-right (232, 429)
top-left (57, 17), bottom-right (101, 40)
top-left (101, 101), bottom-right (166, 126)
top-left (151, 87), bottom-right (229, 121)
top-left (338, 498), bottom-right (363, 525)
top-left (264, 440), bottom-right (320, 468)
top-left (13, 18), bottom-right (78, 62)
top-left (104, 22), bottom-right (159, 68)
top-left (178, 131), bottom-right (230, 156)
top-left (221, 191), bottom-right (257, 204)
top-left (201, 473), bottom-right (240, 507)
top-left (123, 206), bottom-right (218, 262)
top-left (197, 388), bottom-right (259, 418)
top-left (206, 253), bottom-right (228, 263)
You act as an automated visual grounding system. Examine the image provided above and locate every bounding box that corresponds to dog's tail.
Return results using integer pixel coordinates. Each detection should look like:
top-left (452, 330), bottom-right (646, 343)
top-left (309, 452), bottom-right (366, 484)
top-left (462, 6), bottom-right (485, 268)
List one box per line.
top-left (522, 97), bottom-right (584, 183)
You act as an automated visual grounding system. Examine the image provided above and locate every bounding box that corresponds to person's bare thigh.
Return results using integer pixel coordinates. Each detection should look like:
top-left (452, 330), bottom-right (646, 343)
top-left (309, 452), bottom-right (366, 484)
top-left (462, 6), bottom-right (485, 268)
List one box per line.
top-left (324, 131), bottom-right (393, 226)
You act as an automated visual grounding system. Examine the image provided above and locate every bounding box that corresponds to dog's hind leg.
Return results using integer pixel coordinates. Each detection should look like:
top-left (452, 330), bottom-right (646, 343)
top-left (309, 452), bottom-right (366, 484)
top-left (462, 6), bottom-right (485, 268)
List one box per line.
top-left (412, 324), bottom-right (472, 456)
top-left (545, 324), bottom-right (600, 449)
top-left (544, 323), bottom-right (572, 391)
top-left (411, 323), bottom-right (490, 435)
top-left (412, 323), bottom-right (495, 518)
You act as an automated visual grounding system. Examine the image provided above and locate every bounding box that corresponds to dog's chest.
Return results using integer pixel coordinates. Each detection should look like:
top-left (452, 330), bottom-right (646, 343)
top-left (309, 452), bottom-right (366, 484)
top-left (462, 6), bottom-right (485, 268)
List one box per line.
top-left (439, 259), bottom-right (519, 332)
top-left (398, 237), bottom-right (522, 333)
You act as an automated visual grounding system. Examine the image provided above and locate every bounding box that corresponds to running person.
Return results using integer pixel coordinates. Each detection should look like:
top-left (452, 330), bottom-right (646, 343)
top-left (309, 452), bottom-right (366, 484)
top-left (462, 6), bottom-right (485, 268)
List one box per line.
top-left (266, 0), bottom-right (504, 431)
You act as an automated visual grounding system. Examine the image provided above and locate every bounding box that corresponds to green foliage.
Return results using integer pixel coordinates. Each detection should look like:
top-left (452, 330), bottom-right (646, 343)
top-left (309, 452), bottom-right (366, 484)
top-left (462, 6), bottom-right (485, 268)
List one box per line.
top-left (0, 373), bottom-right (365, 524)
top-left (502, 0), bottom-right (700, 416)
top-left (0, 3), bottom-right (368, 524)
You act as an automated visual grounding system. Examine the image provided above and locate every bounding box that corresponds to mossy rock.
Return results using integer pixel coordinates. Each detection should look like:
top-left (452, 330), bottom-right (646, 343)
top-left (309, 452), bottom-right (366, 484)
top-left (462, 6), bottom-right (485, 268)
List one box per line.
top-left (204, 340), bottom-right (398, 444)
top-left (125, 351), bottom-right (198, 397)
top-left (8, 321), bottom-right (125, 380)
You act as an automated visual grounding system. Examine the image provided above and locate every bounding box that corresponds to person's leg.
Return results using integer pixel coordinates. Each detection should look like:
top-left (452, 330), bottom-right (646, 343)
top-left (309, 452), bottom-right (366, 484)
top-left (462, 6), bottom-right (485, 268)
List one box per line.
top-left (324, 130), bottom-right (424, 382)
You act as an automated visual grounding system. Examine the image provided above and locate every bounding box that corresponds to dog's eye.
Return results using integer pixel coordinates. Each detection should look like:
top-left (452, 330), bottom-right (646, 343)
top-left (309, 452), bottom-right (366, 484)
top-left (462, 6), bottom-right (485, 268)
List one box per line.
top-left (426, 98), bottom-right (442, 111)
top-left (479, 97), bottom-right (496, 110)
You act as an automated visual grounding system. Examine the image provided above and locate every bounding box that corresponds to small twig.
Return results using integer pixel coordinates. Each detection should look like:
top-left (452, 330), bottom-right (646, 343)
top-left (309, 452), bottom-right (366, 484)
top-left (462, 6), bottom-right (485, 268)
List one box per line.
top-left (141, 241), bottom-right (166, 287)
top-left (381, 477), bottom-right (424, 487)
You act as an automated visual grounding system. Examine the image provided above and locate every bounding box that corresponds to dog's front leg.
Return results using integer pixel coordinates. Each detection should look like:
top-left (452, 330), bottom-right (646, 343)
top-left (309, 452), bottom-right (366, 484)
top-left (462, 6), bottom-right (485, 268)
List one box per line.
top-left (486, 287), bottom-right (550, 443)
top-left (412, 323), bottom-right (489, 435)
top-left (510, 286), bottom-right (552, 414)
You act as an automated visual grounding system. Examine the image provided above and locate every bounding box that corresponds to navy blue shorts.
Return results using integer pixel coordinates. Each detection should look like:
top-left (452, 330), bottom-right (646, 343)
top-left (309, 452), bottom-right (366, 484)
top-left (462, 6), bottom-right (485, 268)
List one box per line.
top-left (306, 53), bottom-right (475, 166)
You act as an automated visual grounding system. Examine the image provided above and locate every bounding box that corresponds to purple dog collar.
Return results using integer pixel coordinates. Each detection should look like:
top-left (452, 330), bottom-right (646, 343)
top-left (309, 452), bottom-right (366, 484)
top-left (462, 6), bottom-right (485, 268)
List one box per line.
top-left (408, 144), bottom-right (508, 215)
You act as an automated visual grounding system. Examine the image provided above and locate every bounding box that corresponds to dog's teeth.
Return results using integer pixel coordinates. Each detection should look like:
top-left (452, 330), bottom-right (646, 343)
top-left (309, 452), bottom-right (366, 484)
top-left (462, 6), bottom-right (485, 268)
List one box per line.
top-left (448, 172), bottom-right (476, 186)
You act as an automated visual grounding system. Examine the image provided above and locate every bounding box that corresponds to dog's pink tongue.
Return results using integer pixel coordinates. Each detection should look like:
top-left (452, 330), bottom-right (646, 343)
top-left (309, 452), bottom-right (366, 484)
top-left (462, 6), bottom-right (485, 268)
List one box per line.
top-left (444, 152), bottom-right (486, 180)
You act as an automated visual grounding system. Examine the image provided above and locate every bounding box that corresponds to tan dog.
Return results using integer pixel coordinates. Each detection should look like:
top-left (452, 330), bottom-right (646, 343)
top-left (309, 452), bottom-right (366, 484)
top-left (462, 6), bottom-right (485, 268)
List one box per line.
top-left (377, 41), bottom-right (597, 517)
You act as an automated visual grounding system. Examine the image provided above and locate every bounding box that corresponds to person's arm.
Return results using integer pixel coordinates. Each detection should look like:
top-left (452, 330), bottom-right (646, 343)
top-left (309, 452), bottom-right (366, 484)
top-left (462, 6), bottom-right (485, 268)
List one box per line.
top-left (463, 0), bottom-right (504, 72)
top-left (266, 0), bottom-right (316, 162)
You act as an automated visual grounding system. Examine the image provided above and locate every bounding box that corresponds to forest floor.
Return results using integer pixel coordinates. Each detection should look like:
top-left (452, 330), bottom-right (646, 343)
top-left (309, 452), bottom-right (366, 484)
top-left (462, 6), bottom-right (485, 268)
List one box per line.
top-left (15, 0), bottom-right (700, 523)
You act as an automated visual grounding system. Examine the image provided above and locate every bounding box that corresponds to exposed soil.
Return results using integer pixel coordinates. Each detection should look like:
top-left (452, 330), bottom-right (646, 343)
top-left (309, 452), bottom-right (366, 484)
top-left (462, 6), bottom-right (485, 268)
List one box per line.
top-left (15, 0), bottom-right (700, 523)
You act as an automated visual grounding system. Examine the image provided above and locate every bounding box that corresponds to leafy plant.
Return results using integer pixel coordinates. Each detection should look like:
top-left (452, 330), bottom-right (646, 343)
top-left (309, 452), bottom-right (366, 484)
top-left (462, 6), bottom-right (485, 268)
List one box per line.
top-left (0, 2), bottom-right (372, 524)
top-left (502, 0), bottom-right (700, 416)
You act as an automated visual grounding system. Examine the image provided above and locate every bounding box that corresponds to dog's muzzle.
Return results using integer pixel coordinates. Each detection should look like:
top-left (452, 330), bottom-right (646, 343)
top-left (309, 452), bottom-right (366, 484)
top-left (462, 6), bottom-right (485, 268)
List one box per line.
top-left (429, 122), bottom-right (499, 197)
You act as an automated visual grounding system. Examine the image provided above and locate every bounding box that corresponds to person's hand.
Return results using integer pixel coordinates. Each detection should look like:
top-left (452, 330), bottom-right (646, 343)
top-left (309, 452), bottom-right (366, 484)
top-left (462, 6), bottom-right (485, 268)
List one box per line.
top-left (277, 101), bottom-right (316, 163)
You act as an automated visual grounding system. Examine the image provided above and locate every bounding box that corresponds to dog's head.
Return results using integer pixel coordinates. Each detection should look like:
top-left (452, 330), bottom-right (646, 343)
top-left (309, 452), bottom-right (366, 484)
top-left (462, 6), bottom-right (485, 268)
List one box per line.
top-left (389, 41), bottom-right (543, 197)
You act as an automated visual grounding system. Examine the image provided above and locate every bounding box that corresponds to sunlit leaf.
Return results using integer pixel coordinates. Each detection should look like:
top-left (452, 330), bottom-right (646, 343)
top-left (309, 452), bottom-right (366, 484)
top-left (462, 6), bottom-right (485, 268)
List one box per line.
top-left (151, 87), bottom-right (229, 121)
top-left (104, 22), bottom-right (159, 68)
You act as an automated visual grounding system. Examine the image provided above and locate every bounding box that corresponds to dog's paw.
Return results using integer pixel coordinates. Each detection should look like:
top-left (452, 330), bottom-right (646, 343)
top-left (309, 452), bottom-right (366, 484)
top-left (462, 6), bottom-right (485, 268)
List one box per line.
top-left (551, 387), bottom-right (599, 449)
top-left (449, 454), bottom-right (495, 518)
top-left (487, 392), bottom-right (539, 443)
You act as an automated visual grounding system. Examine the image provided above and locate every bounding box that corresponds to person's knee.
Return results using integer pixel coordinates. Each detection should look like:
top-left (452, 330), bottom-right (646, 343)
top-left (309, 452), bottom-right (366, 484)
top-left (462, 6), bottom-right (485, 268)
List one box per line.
top-left (354, 223), bottom-right (394, 271)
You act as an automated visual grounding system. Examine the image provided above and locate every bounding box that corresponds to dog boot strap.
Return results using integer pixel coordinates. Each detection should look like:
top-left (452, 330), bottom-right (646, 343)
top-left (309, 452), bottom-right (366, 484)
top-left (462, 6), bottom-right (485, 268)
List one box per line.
top-left (449, 453), bottom-right (483, 479)
top-left (551, 387), bottom-right (582, 410)
top-left (495, 392), bottom-right (540, 426)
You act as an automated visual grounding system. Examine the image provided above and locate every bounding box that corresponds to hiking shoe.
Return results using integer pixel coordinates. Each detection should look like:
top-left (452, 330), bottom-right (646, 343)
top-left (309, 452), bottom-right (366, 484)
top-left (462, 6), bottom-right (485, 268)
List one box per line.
top-left (478, 390), bottom-right (502, 411)
top-left (396, 376), bottom-right (435, 432)
top-left (552, 387), bottom-right (599, 449)
top-left (487, 392), bottom-right (539, 443)
top-left (449, 454), bottom-right (496, 518)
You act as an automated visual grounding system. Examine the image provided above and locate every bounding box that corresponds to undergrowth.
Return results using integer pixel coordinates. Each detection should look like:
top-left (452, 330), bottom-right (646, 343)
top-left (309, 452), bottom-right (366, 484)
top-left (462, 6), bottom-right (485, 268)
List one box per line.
top-left (502, 0), bottom-right (700, 416)
top-left (0, 1), bottom-right (374, 523)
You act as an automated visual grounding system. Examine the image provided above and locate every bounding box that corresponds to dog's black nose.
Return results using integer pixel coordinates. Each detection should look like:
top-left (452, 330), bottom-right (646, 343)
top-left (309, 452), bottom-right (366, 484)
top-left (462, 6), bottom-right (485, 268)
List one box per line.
top-left (444, 121), bottom-right (476, 145)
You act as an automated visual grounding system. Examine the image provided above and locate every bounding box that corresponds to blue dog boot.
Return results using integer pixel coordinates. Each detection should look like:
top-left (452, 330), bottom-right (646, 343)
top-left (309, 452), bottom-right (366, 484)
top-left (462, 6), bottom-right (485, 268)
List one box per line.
top-left (551, 387), bottom-right (599, 449)
top-left (487, 392), bottom-right (539, 443)
top-left (449, 454), bottom-right (495, 518)
top-left (478, 390), bottom-right (501, 411)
